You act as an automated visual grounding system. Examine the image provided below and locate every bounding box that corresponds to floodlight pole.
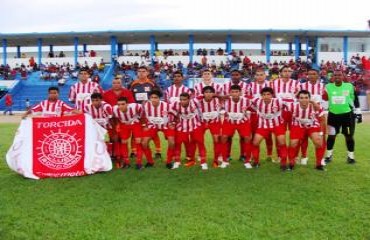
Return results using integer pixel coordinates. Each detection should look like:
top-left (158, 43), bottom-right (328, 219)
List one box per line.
top-left (2, 39), bottom-right (7, 66)
top-left (189, 34), bottom-right (194, 63)
top-left (74, 37), bottom-right (79, 67)
top-left (343, 36), bottom-right (348, 65)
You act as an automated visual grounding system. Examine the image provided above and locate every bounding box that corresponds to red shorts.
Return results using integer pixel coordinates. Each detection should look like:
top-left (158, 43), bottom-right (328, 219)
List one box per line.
top-left (290, 125), bottom-right (321, 140)
top-left (222, 121), bottom-right (251, 137)
top-left (142, 127), bottom-right (175, 139)
top-left (202, 122), bottom-right (221, 135)
top-left (282, 110), bottom-right (292, 129)
top-left (175, 127), bottom-right (204, 144)
top-left (119, 123), bottom-right (142, 140)
top-left (255, 124), bottom-right (286, 139)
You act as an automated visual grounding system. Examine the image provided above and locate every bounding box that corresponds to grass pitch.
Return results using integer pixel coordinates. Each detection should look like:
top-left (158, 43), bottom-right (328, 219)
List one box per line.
top-left (1, 123), bottom-right (370, 239)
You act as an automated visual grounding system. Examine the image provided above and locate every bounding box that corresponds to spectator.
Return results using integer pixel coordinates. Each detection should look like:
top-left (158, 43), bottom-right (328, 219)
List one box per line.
top-left (25, 98), bottom-right (30, 110)
top-left (59, 51), bottom-right (66, 57)
top-left (3, 93), bottom-right (13, 115)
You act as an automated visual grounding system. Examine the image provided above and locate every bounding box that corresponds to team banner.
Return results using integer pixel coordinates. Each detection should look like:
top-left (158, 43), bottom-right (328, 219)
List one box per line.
top-left (6, 114), bottom-right (112, 179)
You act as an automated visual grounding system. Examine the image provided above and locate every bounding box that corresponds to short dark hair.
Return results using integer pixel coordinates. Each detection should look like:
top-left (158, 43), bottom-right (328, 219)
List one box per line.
top-left (173, 70), bottom-right (183, 76)
top-left (138, 66), bottom-right (148, 71)
top-left (261, 87), bottom-right (274, 95)
top-left (48, 86), bottom-right (59, 93)
top-left (230, 85), bottom-right (241, 91)
top-left (297, 90), bottom-right (311, 98)
top-left (180, 92), bottom-right (190, 99)
top-left (202, 86), bottom-right (215, 94)
top-left (79, 67), bottom-right (90, 73)
top-left (231, 69), bottom-right (241, 74)
top-left (279, 65), bottom-right (290, 73)
top-left (91, 93), bottom-right (103, 100)
top-left (117, 97), bottom-right (128, 102)
top-left (149, 89), bottom-right (162, 98)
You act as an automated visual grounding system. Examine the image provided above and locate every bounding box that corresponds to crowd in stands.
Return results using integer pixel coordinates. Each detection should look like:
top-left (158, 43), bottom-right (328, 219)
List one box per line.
top-left (113, 53), bottom-right (370, 95)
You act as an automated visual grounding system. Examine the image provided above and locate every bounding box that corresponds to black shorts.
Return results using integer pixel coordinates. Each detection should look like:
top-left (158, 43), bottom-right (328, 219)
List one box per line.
top-left (327, 112), bottom-right (355, 136)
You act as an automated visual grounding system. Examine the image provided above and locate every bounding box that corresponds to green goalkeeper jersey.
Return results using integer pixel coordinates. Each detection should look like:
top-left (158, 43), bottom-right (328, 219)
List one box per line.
top-left (325, 82), bottom-right (355, 114)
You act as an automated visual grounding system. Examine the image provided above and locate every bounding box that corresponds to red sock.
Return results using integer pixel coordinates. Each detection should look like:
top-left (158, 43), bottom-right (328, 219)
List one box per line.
top-left (315, 146), bottom-right (325, 167)
top-left (279, 145), bottom-right (288, 166)
top-left (243, 142), bottom-right (252, 163)
top-left (214, 142), bottom-right (221, 160)
top-left (153, 134), bottom-right (161, 153)
top-left (288, 146), bottom-right (298, 166)
top-left (239, 139), bottom-right (244, 156)
top-left (135, 143), bottom-right (143, 165)
top-left (143, 147), bottom-right (154, 164)
top-left (220, 142), bottom-right (228, 162)
top-left (197, 142), bottom-right (206, 164)
top-left (187, 141), bottom-right (196, 162)
top-left (265, 134), bottom-right (273, 156)
top-left (227, 140), bottom-right (232, 158)
top-left (300, 136), bottom-right (309, 158)
top-left (131, 138), bottom-right (137, 154)
top-left (166, 147), bottom-right (174, 164)
top-left (251, 145), bottom-right (260, 164)
top-left (120, 143), bottom-right (129, 164)
top-left (113, 142), bottom-right (121, 158)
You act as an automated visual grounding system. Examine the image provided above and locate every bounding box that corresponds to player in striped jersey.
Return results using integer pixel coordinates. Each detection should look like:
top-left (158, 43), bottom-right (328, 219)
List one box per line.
top-left (142, 90), bottom-right (176, 169)
top-left (271, 66), bottom-right (300, 129)
top-left (298, 67), bottom-right (327, 165)
top-left (197, 86), bottom-right (223, 167)
top-left (69, 67), bottom-right (103, 111)
top-left (222, 69), bottom-right (249, 162)
top-left (287, 90), bottom-right (326, 170)
top-left (193, 69), bottom-right (223, 97)
top-left (251, 87), bottom-right (288, 171)
top-left (84, 93), bottom-right (113, 129)
top-left (220, 85), bottom-right (252, 169)
top-left (171, 92), bottom-right (207, 170)
top-left (113, 97), bottom-right (147, 170)
top-left (249, 68), bottom-right (274, 161)
top-left (22, 86), bottom-right (77, 118)
top-left (164, 71), bottom-right (191, 104)
top-left (222, 69), bottom-right (249, 97)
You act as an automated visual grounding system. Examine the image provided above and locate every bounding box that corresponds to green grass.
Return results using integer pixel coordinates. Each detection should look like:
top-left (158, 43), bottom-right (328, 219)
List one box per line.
top-left (1, 122), bottom-right (370, 239)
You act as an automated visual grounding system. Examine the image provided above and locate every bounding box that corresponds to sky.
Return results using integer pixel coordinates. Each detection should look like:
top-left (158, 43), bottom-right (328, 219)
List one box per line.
top-left (1, 0), bottom-right (370, 33)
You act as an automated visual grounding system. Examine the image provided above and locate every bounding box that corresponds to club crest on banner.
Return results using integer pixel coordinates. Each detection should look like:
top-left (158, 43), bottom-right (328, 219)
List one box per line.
top-left (37, 130), bottom-right (83, 170)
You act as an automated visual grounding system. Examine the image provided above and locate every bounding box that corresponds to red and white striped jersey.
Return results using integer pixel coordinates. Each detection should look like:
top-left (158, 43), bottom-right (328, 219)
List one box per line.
top-left (252, 98), bottom-right (285, 129)
top-left (171, 100), bottom-right (201, 132)
top-left (248, 80), bottom-right (271, 99)
top-left (84, 101), bottom-right (113, 128)
top-left (222, 81), bottom-right (249, 97)
top-left (223, 97), bottom-right (251, 124)
top-left (113, 103), bottom-right (142, 125)
top-left (287, 102), bottom-right (323, 128)
top-left (31, 100), bottom-right (74, 117)
top-left (69, 81), bottom-right (103, 111)
top-left (300, 81), bottom-right (325, 104)
top-left (196, 97), bottom-right (222, 123)
top-left (271, 78), bottom-right (300, 103)
top-left (143, 101), bottom-right (172, 130)
top-left (164, 85), bottom-right (191, 104)
top-left (194, 81), bottom-right (223, 97)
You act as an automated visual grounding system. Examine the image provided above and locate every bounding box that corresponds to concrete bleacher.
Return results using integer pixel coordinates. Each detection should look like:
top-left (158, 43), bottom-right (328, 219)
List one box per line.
top-left (118, 55), bottom-right (308, 66)
top-left (1, 57), bottom-right (104, 68)
top-left (0, 64), bottom-right (110, 111)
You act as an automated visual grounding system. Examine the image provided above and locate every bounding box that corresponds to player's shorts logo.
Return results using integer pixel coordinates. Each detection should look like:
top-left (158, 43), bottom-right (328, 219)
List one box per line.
top-left (37, 130), bottom-right (83, 170)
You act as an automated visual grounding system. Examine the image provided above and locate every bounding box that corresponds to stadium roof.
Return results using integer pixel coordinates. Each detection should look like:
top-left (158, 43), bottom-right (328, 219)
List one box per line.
top-left (1, 29), bottom-right (369, 46)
